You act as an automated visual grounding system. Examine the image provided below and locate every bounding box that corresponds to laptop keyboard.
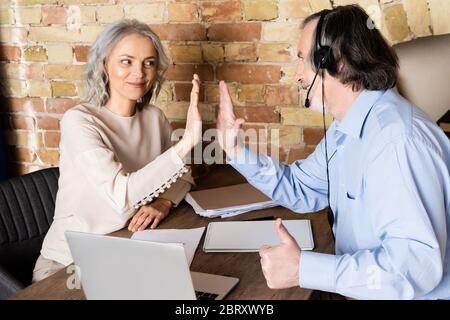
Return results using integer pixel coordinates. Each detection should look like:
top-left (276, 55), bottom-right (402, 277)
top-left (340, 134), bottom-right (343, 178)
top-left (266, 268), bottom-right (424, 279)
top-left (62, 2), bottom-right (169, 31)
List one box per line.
top-left (195, 291), bottom-right (219, 300)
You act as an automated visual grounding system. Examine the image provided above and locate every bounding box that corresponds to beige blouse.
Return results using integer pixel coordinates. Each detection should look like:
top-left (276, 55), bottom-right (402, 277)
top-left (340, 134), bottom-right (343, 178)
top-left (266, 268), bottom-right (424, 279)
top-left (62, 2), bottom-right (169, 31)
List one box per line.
top-left (41, 103), bottom-right (194, 265)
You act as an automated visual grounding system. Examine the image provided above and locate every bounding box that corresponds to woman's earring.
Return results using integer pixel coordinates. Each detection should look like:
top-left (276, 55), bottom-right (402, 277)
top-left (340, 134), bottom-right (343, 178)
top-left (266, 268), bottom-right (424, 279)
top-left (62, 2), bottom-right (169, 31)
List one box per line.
top-left (137, 97), bottom-right (143, 103)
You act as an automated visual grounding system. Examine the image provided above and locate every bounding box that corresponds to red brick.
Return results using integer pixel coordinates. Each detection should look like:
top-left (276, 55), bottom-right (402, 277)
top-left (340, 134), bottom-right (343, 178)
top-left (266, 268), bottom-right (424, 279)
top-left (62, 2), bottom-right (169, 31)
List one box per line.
top-left (224, 43), bottom-right (257, 62)
top-left (170, 121), bottom-right (214, 136)
top-left (207, 23), bottom-right (261, 41)
top-left (303, 127), bottom-right (324, 145)
top-left (281, 149), bottom-right (289, 162)
top-left (24, 64), bottom-right (44, 81)
top-left (9, 147), bottom-right (35, 163)
top-left (149, 24), bottom-right (207, 41)
top-left (0, 46), bottom-right (21, 62)
top-left (166, 64), bottom-right (214, 81)
top-left (216, 64), bottom-right (280, 84)
top-left (46, 98), bottom-right (79, 114)
top-left (253, 137), bottom-right (287, 157)
top-left (74, 46), bottom-right (89, 62)
top-left (9, 115), bottom-right (34, 130)
top-left (0, 63), bottom-right (42, 81)
top-left (37, 149), bottom-right (60, 166)
top-left (264, 85), bottom-right (299, 106)
top-left (168, 3), bottom-right (199, 22)
top-left (43, 131), bottom-right (61, 148)
top-left (42, 7), bottom-right (68, 25)
top-left (36, 116), bottom-right (60, 130)
top-left (5, 98), bottom-right (44, 112)
top-left (174, 83), bottom-right (205, 102)
top-left (241, 123), bottom-right (268, 140)
top-left (201, 1), bottom-right (242, 22)
top-left (169, 44), bottom-right (202, 63)
top-left (268, 146), bottom-right (288, 162)
top-left (287, 145), bottom-right (316, 163)
top-left (235, 106), bottom-right (280, 123)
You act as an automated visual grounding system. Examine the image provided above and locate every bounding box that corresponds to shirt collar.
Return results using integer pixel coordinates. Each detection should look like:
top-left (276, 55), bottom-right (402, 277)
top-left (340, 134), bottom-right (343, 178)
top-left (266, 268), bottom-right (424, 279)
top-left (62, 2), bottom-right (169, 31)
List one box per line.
top-left (335, 90), bottom-right (385, 139)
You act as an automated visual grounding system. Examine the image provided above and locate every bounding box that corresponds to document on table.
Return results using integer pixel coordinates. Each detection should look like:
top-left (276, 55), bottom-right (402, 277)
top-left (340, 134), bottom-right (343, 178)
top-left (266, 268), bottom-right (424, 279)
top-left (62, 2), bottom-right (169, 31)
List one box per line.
top-left (203, 220), bottom-right (314, 252)
top-left (185, 183), bottom-right (279, 218)
top-left (131, 227), bottom-right (205, 266)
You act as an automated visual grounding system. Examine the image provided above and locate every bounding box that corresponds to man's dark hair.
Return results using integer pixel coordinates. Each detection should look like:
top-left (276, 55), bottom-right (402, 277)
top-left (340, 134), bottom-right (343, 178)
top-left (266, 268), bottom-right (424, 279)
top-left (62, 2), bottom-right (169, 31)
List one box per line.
top-left (303, 5), bottom-right (399, 91)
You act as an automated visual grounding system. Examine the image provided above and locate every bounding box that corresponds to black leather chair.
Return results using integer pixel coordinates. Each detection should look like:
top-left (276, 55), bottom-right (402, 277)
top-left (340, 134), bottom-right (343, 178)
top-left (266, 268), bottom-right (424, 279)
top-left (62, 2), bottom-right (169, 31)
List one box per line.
top-left (0, 167), bottom-right (59, 299)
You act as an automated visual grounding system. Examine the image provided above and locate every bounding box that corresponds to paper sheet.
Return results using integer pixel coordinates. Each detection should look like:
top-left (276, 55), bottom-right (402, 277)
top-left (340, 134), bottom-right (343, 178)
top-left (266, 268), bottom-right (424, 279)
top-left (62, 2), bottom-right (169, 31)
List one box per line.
top-left (185, 193), bottom-right (278, 218)
top-left (131, 227), bottom-right (205, 266)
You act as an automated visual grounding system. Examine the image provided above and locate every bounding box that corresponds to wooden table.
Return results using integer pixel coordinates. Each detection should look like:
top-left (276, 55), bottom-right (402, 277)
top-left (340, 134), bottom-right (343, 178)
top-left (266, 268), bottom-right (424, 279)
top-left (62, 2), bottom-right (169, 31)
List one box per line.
top-left (11, 165), bottom-right (334, 300)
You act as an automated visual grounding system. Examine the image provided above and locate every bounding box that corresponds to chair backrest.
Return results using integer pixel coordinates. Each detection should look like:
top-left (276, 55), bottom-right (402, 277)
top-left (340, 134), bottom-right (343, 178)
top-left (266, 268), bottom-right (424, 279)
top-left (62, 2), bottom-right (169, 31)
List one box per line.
top-left (394, 34), bottom-right (450, 121)
top-left (0, 167), bottom-right (59, 287)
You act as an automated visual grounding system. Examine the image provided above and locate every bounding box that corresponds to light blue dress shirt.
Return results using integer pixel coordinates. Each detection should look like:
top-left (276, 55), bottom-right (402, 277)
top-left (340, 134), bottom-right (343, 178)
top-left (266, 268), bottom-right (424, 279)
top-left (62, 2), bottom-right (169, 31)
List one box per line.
top-left (229, 89), bottom-right (450, 299)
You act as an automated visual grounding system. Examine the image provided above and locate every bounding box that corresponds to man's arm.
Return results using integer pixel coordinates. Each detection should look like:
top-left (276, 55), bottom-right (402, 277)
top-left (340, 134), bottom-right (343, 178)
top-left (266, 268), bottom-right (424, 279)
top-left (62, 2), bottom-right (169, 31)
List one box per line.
top-left (228, 140), bottom-right (330, 213)
top-left (299, 137), bottom-right (446, 299)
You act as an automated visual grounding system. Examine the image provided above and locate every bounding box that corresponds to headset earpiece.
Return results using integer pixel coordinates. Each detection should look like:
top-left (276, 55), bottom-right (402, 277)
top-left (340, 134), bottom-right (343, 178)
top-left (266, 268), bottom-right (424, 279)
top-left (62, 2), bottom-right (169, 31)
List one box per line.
top-left (305, 10), bottom-right (336, 109)
top-left (314, 46), bottom-right (333, 70)
top-left (313, 12), bottom-right (336, 73)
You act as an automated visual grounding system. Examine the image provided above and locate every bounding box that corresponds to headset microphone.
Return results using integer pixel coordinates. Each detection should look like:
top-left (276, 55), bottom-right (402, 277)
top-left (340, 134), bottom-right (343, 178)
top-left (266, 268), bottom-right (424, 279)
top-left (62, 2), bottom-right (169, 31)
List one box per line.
top-left (304, 67), bottom-right (321, 108)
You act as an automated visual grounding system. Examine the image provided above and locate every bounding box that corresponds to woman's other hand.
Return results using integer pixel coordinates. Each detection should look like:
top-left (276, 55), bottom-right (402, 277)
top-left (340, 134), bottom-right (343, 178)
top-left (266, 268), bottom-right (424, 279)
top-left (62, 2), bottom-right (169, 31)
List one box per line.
top-left (128, 198), bottom-right (172, 232)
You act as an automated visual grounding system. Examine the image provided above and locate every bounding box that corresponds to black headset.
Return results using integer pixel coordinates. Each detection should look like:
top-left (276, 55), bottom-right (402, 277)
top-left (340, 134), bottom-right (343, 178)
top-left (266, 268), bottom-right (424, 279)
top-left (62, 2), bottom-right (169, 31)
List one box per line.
top-left (304, 10), bottom-right (335, 108)
top-left (313, 11), bottom-right (335, 72)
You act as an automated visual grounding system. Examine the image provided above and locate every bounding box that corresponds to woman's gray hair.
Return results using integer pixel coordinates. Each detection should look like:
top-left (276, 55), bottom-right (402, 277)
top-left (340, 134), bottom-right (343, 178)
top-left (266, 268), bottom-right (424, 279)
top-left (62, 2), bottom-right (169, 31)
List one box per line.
top-left (84, 19), bottom-right (169, 110)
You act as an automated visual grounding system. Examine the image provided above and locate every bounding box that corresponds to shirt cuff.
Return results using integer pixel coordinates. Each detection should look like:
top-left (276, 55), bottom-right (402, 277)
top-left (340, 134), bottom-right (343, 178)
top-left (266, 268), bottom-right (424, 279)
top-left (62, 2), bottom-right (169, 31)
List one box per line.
top-left (299, 251), bottom-right (337, 293)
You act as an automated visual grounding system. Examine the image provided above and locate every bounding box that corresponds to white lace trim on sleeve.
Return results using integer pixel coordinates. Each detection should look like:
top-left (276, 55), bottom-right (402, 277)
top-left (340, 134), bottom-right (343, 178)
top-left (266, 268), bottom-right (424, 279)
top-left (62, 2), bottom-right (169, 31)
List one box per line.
top-left (132, 165), bottom-right (189, 209)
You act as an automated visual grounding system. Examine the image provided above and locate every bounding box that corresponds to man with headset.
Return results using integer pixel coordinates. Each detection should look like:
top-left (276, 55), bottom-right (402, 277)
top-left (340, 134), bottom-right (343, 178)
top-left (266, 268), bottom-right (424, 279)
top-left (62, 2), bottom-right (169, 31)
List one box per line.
top-left (216, 5), bottom-right (450, 299)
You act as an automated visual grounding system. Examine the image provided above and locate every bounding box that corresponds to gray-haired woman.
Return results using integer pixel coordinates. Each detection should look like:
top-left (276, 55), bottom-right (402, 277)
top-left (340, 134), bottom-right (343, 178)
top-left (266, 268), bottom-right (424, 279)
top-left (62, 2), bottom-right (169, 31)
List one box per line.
top-left (32, 19), bottom-right (202, 282)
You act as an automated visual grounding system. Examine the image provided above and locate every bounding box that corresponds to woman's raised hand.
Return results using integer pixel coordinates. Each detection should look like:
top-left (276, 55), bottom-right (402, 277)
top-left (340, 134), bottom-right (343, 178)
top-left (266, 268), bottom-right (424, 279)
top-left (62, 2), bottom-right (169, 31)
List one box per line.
top-left (174, 74), bottom-right (202, 159)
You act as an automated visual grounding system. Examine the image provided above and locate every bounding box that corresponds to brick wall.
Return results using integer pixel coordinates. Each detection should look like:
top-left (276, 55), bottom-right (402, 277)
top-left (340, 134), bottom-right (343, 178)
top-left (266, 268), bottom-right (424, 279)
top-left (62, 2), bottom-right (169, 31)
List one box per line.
top-left (0, 0), bottom-right (449, 175)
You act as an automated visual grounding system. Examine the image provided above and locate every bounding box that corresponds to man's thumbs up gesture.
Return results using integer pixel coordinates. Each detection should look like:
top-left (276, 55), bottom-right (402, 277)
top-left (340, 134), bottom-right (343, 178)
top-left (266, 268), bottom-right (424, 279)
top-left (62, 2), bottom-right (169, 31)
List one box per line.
top-left (259, 218), bottom-right (301, 289)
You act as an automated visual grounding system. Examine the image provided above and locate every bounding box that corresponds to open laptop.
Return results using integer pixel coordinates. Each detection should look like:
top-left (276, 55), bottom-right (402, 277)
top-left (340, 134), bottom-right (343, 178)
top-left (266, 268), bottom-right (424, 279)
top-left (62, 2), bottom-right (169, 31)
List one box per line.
top-left (65, 231), bottom-right (239, 300)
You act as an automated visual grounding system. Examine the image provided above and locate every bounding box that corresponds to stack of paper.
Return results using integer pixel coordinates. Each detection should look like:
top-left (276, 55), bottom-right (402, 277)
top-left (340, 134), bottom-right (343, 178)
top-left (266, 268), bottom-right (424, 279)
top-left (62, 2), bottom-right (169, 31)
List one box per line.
top-left (203, 220), bottom-right (314, 252)
top-left (184, 183), bottom-right (279, 218)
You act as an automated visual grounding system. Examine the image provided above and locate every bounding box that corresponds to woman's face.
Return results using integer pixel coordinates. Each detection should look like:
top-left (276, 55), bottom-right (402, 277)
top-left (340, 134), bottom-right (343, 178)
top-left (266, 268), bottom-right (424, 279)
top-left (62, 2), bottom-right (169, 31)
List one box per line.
top-left (105, 33), bottom-right (158, 104)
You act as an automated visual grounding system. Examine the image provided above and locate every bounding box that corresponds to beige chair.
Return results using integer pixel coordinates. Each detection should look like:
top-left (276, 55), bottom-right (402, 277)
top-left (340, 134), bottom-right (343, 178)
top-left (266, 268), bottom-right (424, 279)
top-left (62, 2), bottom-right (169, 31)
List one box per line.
top-left (394, 34), bottom-right (450, 121)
